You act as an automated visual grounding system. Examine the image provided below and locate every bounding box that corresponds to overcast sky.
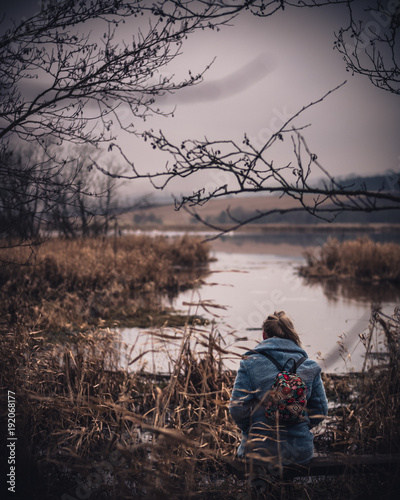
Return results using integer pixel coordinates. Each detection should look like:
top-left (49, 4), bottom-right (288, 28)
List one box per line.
top-left (2, 1), bottom-right (400, 200)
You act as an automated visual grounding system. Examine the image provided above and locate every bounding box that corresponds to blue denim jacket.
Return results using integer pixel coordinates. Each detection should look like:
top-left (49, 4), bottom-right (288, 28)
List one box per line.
top-left (229, 337), bottom-right (328, 465)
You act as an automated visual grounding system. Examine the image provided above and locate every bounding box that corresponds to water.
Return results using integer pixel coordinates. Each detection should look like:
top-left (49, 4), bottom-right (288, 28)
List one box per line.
top-left (120, 233), bottom-right (399, 375)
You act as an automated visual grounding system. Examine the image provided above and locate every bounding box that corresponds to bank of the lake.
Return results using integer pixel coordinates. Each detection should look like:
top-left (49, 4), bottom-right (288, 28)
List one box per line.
top-left (2, 307), bottom-right (398, 500)
top-left (2, 231), bottom-right (399, 499)
top-left (0, 234), bottom-right (211, 334)
top-left (122, 234), bottom-right (400, 375)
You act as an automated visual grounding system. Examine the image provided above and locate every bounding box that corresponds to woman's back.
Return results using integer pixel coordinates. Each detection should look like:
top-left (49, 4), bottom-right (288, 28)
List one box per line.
top-left (229, 313), bottom-right (328, 465)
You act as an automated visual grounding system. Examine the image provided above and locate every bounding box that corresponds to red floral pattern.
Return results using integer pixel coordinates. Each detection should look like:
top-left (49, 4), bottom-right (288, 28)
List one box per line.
top-left (265, 370), bottom-right (308, 425)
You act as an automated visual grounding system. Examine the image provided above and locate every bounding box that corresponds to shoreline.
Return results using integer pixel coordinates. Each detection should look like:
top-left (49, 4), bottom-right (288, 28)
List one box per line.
top-left (210, 240), bottom-right (307, 257)
top-left (125, 223), bottom-right (400, 257)
top-left (125, 222), bottom-right (400, 234)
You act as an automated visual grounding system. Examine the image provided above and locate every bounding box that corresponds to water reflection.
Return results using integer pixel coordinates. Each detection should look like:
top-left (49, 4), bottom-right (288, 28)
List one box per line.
top-left (302, 276), bottom-right (400, 304)
top-left (121, 232), bottom-right (400, 375)
top-left (173, 250), bottom-right (398, 374)
top-left (216, 230), bottom-right (400, 250)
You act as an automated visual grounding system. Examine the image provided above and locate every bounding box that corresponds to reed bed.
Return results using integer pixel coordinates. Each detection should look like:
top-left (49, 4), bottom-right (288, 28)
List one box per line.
top-left (1, 307), bottom-right (399, 499)
top-left (1, 234), bottom-right (400, 498)
top-left (1, 323), bottom-right (244, 499)
top-left (322, 307), bottom-right (400, 455)
top-left (300, 237), bottom-right (400, 283)
top-left (0, 234), bottom-right (210, 332)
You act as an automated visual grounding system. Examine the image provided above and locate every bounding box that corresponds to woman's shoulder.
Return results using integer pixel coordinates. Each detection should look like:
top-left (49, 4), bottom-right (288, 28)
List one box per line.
top-left (301, 357), bottom-right (322, 375)
top-left (244, 338), bottom-right (322, 375)
top-left (252, 337), bottom-right (307, 356)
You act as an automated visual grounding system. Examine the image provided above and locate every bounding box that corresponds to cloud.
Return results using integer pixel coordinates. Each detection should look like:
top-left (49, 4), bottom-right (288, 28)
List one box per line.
top-left (166, 52), bottom-right (278, 105)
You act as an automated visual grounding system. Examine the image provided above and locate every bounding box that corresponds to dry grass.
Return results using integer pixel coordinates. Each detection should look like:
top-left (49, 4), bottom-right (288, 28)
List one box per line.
top-left (1, 307), bottom-right (399, 499)
top-left (0, 234), bottom-right (210, 332)
top-left (1, 234), bottom-right (399, 498)
top-left (0, 323), bottom-right (243, 499)
top-left (300, 237), bottom-right (400, 283)
top-left (322, 307), bottom-right (400, 456)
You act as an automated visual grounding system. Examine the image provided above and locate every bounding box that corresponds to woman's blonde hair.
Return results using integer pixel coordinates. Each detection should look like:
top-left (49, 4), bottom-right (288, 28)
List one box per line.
top-left (262, 311), bottom-right (302, 347)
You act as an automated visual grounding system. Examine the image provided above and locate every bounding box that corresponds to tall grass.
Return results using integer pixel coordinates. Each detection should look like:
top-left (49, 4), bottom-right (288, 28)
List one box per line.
top-left (322, 307), bottom-right (400, 456)
top-left (1, 307), bottom-right (399, 499)
top-left (300, 237), bottom-right (400, 283)
top-left (1, 322), bottom-right (243, 499)
top-left (1, 233), bottom-right (400, 498)
top-left (0, 234), bottom-right (210, 332)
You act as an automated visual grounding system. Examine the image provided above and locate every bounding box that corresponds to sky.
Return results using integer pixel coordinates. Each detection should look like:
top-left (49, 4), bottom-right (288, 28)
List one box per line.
top-left (1, 1), bottom-right (400, 201)
top-left (138, 4), bottom-right (400, 199)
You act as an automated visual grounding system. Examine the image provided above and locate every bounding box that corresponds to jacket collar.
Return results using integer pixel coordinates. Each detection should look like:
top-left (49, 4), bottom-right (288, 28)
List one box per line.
top-left (252, 337), bottom-right (308, 357)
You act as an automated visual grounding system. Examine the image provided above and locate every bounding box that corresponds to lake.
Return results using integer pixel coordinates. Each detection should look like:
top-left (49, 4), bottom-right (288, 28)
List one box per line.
top-left (120, 231), bottom-right (399, 375)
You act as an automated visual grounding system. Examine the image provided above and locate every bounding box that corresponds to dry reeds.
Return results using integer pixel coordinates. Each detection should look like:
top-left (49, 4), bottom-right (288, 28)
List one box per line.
top-left (1, 231), bottom-right (400, 498)
top-left (300, 237), bottom-right (400, 283)
top-left (0, 234), bottom-right (210, 332)
top-left (1, 322), bottom-right (243, 499)
top-left (1, 307), bottom-right (400, 499)
top-left (323, 307), bottom-right (400, 455)
top-left (315, 307), bottom-right (400, 500)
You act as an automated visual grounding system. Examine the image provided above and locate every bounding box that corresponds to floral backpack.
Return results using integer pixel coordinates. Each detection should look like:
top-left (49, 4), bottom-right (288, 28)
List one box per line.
top-left (259, 352), bottom-right (308, 425)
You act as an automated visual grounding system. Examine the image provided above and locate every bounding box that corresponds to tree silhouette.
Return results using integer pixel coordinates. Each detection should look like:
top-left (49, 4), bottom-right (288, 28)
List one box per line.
top-left (335, 0), bottom-right (400, 96)
top-left (0, 0), bottom-right (228, 244)
top-left (1, 0), bottom-right (399, 241)
top-left (130, 1), bottom-right (400, 234)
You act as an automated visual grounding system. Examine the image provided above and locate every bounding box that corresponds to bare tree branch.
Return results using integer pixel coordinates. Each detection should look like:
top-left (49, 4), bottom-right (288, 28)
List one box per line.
top-left (139, 80), bottom-right (399, 236)
top-left (334, 0), bottom-right (400, 95)
top-left (1, 0), bottom-right (398, 246)
top-left (0, 0), bottom-right (235, 245)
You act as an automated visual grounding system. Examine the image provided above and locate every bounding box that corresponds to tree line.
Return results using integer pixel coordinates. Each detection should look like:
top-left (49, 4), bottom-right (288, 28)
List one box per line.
top-left (1, 0), bottom-right (399, 244)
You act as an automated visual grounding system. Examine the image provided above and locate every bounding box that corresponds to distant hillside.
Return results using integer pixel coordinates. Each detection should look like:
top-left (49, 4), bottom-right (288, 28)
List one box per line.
top-left (117, 172), bottom-right (400, 229)
top-left (322, 171), bottom-right (400, 192)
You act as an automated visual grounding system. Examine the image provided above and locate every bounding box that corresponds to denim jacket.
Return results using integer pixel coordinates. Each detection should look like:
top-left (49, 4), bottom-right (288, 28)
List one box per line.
top-left (229, 337), bottom-right (328, 464)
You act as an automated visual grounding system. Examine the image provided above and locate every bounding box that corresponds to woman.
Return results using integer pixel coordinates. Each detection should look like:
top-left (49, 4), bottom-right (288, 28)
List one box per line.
top-left (229, 311), bottom-right (328, 465)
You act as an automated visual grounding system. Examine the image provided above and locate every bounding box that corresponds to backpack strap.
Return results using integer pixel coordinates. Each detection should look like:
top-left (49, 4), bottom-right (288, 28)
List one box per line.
top-left (248, 350), bottom-right (307, 374)
top-left (284, 356), bottom-right (307, 373)
top-left (256, 351), bottom-right (284, 372)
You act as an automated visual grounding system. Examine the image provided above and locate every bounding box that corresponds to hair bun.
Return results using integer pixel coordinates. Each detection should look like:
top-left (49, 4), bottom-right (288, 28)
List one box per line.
top-left (262, 311), bottom-right (302, 347)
